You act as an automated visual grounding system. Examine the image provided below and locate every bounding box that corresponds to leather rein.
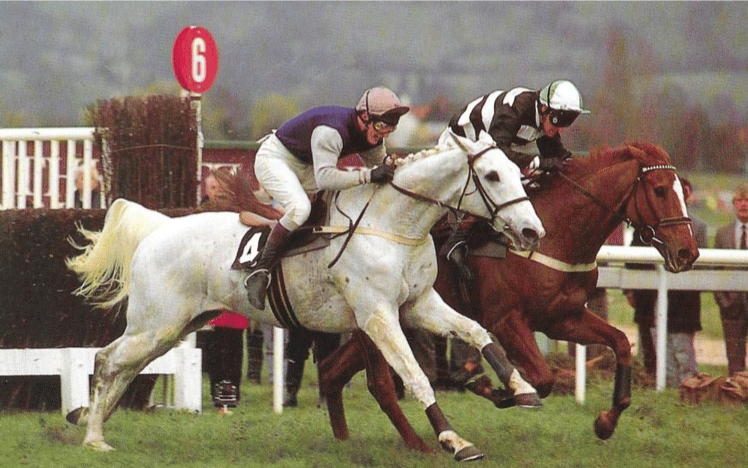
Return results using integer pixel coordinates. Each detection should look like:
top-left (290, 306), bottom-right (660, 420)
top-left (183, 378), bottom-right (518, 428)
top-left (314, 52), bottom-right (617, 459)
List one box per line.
top-left (389, 146), bottom-right (530, 225)
top-left (327, 146), bottom-right (529, 268)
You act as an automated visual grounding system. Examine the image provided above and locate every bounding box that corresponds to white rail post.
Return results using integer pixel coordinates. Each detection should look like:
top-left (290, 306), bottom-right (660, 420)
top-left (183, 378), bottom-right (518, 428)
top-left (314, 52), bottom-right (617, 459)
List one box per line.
top-left (655, 264), bottom-right (668, 391)
top-left (575, 344), bottom-right (586, 404)
top-left (172, 346), bottom-right (202, 413)
top-left (2, 141), bottom-right (15, 208)
top-left (49, 140), bottom-right (61, 209)
top-left (60, 348), bottom-right (93, 416)
top-left (17, 140), bottom-right (27, 208)
top-left (65, 139), bottom-right (77, 208)
top-left (32, 140), bottom-right (43, 208)
top-left (273, 327), bottom-right (284, 413)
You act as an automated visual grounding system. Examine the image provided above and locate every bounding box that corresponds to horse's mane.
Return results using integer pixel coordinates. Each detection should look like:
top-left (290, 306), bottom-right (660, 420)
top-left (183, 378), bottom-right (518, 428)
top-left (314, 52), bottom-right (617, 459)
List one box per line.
top-left (559, 141), bottom-right (670, 180)
top-left (527, 141), bottom-right (672, 196)
top-left (391, 144), bottom-right (450, 167)
top-left (197, 167), bottom-right (283, 220)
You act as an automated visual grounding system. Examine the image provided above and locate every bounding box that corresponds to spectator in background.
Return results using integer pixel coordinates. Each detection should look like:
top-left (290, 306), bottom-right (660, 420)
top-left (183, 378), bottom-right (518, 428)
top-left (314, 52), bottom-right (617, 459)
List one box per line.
top-left (625, 177), bottom-right (707, 386)
top-left (246, 325), bottom-right (264, 384)
top-left (74, 162), bottom-right (102, 209)
top-left (713, 183), bottom-right (748, 376)
top-left (664, 178), bottom-right (707, 385)
top-left (198, 168), bottom-right (249, 414)
top-left (283, 329), bottom-right (341, 408)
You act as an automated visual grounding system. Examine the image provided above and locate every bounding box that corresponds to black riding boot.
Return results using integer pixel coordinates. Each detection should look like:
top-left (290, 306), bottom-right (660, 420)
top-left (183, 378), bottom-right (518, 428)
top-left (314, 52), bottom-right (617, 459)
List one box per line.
top-left (245, 223), bottom-right (291, 310)
top-left (444, 227), bottom-right (473, 281)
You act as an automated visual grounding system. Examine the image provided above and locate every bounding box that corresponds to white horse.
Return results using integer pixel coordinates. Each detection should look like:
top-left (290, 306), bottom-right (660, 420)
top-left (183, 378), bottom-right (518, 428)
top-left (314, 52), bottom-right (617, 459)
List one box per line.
top-left (65, 134), bottom-right (545, 460)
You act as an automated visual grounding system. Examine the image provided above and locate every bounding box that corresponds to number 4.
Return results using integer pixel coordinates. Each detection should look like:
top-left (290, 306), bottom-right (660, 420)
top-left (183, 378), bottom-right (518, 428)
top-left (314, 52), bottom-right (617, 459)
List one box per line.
top-left (239, 232), bottom-right (263, 265)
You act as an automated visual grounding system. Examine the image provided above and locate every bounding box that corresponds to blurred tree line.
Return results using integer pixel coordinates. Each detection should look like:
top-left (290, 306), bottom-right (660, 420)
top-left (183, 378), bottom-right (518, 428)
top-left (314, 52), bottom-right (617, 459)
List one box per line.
top-left (59, 24), bottom-right (748, 176)
top-left (572, 24), bottom-right (746, 174)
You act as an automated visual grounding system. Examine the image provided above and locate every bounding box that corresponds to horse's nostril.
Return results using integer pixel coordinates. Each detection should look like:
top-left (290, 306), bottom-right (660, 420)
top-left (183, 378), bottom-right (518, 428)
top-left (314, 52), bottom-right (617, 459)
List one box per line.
top-left (522, 228), bottom-right (539, 242)
top-left (679, 248), bottom-right (698, 265)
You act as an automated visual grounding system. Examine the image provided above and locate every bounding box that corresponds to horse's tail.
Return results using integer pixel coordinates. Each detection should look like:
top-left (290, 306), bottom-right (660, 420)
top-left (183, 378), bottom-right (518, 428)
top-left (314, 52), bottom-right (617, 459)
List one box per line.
top-left (66, 198), bottom-right (170, 309)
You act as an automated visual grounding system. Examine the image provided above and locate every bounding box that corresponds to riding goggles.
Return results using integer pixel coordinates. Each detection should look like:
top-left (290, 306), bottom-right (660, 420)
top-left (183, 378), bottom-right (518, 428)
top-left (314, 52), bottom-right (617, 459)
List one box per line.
top-left (371, 118), bottom-right (397, 132)
top-left (548, 109), bottom-right (581, 128)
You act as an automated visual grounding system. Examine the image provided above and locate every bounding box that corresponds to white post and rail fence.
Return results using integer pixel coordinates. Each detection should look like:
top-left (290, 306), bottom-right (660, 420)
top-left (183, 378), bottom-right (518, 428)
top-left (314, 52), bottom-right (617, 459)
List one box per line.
top-left (1, 128), bottom-right (747, 411)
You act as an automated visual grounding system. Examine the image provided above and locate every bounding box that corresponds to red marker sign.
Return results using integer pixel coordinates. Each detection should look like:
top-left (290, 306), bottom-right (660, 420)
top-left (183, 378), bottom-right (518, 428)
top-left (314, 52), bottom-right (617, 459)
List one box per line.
top-left (172, 26), bottom-right (219, 93)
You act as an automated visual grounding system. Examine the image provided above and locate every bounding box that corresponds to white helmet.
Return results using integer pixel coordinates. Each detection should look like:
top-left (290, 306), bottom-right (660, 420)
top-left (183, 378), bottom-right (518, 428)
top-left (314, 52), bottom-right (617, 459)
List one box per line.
top-left (539, 80), bottom-right (590, 127)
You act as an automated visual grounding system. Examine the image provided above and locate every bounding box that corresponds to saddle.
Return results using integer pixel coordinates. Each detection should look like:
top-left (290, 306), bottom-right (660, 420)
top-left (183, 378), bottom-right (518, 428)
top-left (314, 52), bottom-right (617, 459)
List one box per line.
top-left (231, 193), bottom-right (334, 330)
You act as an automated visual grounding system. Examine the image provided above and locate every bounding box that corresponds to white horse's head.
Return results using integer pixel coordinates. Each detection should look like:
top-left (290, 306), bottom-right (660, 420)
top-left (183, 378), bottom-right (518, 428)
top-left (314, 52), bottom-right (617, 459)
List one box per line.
top-left (389, 132), bottom-right (544, 250)
top-left (443, 133), bottom-right (545, 250)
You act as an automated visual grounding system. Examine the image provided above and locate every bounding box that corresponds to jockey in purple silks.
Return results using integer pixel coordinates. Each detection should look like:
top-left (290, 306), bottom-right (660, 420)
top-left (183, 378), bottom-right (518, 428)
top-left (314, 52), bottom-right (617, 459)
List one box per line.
top-left (245, 87), bottom-right (410, 309)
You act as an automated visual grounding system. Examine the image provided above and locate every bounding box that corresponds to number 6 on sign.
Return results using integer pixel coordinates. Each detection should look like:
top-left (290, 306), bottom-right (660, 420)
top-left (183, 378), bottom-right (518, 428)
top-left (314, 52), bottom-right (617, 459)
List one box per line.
top-left (191, 38), bottom-right (207, 83)
top-left (173, 26), bottom-right (219, 94)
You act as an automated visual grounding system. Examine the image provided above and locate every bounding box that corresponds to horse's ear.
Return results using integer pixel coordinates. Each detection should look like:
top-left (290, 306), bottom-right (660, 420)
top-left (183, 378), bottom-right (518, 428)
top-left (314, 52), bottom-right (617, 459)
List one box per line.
top-left (625, 142), bottom-right (646, 161)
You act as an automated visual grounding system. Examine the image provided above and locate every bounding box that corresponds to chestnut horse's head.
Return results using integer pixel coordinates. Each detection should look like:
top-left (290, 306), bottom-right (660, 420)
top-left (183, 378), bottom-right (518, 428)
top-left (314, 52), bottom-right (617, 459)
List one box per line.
top-left (621, 141), bottom-right (699, 272)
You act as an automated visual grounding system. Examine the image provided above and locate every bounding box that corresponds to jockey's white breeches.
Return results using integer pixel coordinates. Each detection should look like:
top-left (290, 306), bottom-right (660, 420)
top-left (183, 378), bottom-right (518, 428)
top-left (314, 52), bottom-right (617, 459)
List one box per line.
top-left (254, 134), bottom-right (318, 230)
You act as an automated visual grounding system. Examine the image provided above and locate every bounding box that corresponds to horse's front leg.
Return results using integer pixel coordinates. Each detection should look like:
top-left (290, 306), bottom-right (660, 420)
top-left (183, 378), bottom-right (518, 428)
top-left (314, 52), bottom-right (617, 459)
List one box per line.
top-left (357, 302), bottom-right (483, 461)
top-left (543, 307), bottom-right (633, 440)
top-left (403, 288), bottom-right (541, 409)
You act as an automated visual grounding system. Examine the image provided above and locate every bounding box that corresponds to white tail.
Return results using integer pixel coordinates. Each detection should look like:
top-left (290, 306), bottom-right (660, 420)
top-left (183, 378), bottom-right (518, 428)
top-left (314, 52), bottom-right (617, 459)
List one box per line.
top-left (66, 199), bottom-right (170, 308)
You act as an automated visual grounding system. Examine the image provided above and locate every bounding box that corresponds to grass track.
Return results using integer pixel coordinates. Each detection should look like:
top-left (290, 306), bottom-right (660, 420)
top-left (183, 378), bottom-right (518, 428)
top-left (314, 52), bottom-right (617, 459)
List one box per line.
top-left (2, 367), bottom-right (746, 468)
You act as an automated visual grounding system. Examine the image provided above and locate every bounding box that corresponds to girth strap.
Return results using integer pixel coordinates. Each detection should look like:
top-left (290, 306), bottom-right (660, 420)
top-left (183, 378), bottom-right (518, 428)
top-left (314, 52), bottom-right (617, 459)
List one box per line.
top-left (508, 248), bottom-right (597, 273)
top-left (266, 262), bottom-right (305, 330)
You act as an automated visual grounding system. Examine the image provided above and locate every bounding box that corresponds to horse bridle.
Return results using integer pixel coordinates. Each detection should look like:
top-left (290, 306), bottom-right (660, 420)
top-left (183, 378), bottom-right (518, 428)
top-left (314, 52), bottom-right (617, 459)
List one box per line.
top-left (557, 163), bottom-right (692, 246)
top-left (327, 147), bottom-right (528, 268)
top-left (389, 146), bottom-right (530, 225)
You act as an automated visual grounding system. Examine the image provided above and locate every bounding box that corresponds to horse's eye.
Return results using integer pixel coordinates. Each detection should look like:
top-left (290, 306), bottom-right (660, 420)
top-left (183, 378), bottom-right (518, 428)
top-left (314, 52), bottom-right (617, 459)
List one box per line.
top-left (654, 186), bottom-right (667, 198)
top-left (485, 171), bottom-right (500, 182)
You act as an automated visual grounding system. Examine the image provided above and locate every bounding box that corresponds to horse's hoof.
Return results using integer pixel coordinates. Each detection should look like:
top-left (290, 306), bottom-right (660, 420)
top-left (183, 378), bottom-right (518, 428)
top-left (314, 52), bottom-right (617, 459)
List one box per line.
top-left (594, 412), bottom-right (615, 440)
top-left (515, 392), bottom-right (542, 409)
top-left (454, 445), bottom-right (485, 462)
top-left (66, 406), bottom-right (87, 425)
top-left (84, 439), bottom-right (115, 452)
top-left (495, 396), bottom-right (516, 408)
top-left (494, 392), bottom-right (542, 409)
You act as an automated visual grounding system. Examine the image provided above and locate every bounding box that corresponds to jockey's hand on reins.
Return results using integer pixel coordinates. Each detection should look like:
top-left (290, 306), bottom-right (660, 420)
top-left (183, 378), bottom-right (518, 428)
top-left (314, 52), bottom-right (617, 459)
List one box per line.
top-left (371, 164), bottom-right (395, 183)
top-left (539, 156), bottom-right (569, 173)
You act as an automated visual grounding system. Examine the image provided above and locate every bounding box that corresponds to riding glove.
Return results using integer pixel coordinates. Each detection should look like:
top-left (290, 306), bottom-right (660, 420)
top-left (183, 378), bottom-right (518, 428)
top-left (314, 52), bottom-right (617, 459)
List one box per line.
top-left (370, 164), bottom-right (395, 183)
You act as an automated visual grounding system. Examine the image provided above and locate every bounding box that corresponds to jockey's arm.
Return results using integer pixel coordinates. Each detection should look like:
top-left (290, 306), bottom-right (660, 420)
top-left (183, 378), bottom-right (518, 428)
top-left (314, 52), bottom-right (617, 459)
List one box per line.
top-left (311, 126), bottom-right (372, 190)
top-left (239, 211), bottom-right (278, 227)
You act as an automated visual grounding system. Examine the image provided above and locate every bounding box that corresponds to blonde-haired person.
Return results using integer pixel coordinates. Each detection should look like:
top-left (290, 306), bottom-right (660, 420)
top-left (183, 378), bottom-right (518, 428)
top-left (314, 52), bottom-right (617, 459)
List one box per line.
top-left (74, 162), bottom-right (102, 209)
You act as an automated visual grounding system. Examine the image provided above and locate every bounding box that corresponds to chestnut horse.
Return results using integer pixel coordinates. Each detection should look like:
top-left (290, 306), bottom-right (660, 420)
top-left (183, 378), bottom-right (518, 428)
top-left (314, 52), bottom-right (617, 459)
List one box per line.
top-left (317, 141), bottom-right (700, 452)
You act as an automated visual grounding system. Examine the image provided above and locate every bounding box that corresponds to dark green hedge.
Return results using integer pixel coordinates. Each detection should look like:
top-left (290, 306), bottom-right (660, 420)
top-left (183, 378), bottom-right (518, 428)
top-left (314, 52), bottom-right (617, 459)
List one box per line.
top-left (0, 208), bottom-right (192, 410)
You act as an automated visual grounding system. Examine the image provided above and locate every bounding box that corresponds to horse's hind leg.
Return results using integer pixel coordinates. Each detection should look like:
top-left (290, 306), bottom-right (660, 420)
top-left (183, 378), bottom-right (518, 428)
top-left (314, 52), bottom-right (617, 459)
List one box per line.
top-left (318, 331), bottom-right (367, 441)
top-left (319, 330), bottom-right (432, 452)
top-left (76, 331), bottom-right (177, 451)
